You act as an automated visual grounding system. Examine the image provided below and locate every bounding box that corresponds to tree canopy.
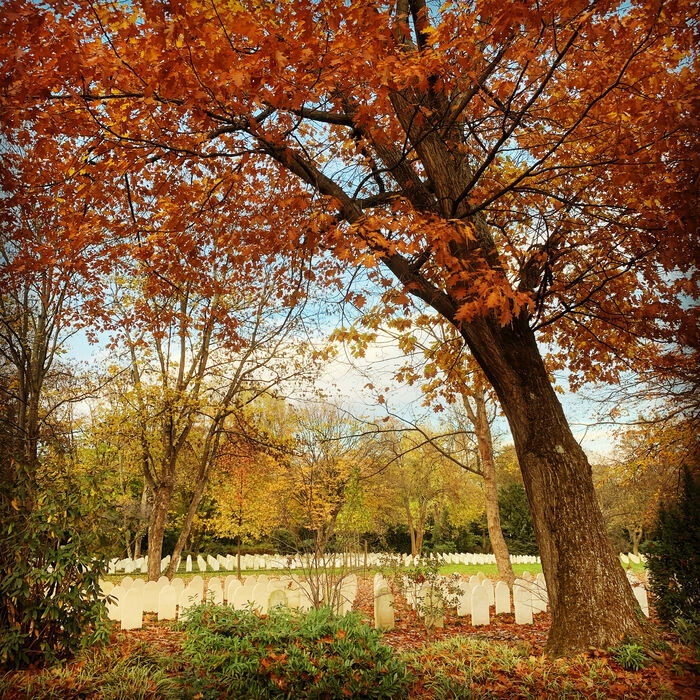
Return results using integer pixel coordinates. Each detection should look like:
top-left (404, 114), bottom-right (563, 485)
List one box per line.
top-left (1, 0), bottom-right (697, 657)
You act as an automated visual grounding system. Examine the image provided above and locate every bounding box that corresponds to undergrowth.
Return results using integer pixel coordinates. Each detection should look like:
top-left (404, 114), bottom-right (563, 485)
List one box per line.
top-left (176, 603), bottom-right (412, 699)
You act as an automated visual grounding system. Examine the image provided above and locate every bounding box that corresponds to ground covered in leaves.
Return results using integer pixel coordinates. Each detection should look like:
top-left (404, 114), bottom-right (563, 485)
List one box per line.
top-left (2, 576), bottom-right (698, 699)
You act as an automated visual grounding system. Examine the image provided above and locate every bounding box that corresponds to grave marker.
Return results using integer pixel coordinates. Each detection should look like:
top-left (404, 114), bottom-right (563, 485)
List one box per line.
top-left (471, 584), bottom-right (490, 626)
top-left (121, 588), bottom-right (143, 630)
top-left (514, 581), bottom-right (533, 624)
top-left (158, 586), bottom-right (178, 620)
top-left (495, 581), bottom-right (511, 614)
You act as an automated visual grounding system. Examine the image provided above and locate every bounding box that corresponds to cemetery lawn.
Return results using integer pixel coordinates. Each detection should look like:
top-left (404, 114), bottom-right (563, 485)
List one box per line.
top-left (2, 575), bottom-right (696, 699)
top-left (100, 562), bottom-right (649, 584)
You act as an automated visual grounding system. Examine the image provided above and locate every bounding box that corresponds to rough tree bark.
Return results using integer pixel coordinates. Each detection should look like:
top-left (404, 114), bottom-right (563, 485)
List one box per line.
top-left (460, 317), bottom-right (642, 655)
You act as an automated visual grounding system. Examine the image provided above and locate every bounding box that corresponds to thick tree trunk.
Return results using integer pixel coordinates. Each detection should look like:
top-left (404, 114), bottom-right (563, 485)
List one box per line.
top-left (147, 486), bottom-right (172, 581)
top-left (166, 478), bottom-right (208, 579)
top-left (465, 386), bottom-right (515, 586)
top-left (462, 316), bottom-right (644, 655)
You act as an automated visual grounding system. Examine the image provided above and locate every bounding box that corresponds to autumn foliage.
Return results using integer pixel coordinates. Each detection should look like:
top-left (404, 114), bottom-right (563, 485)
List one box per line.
top-left (1, 0), bottom-right (697, 657)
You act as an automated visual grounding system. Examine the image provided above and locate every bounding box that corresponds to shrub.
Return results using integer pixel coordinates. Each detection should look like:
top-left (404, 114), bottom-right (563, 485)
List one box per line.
top-left (382, 554), bottom-right (461, 631)
top-left (178, 604), bottom-right (411, 698)
top-left (610, 640), bottom-right (647, 671)
top-left (645, 467), bottom-right (700, 624)
top-left (0, 465), bottom-right (110, 668)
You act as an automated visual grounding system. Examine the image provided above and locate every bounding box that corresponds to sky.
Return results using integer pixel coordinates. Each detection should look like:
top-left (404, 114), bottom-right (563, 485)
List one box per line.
top-left (65, 310), bottom-right (622, 461)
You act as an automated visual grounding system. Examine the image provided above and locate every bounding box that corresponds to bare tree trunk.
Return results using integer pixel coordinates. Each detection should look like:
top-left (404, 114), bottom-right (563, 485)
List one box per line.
top-left (405, 502), bottom-right (417, 556)
top-left (167, 478), bottom-right (208, 579)
top-left (630, 525), bottom-right (643, 557)
top-left (415, 507), bottom-right (426, 555)
top-left (133, 484), bottom-right (149, 559)
top-left (147, 485), bottom-right (172, 581)
top-left (466, 385), bottom-right (515, 586)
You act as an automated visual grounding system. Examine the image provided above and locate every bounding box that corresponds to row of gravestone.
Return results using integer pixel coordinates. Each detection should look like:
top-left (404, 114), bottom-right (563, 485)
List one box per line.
top-left (372, 569), bottom-right (649, 631)
top-left (620, 553), bottom-right (646, 565)
top-left (109, 550), bottom-right (639, 575)
top-left (101, 574), bottom-right (358, 630)
top-left (109, 551), bottom-right (546, 574)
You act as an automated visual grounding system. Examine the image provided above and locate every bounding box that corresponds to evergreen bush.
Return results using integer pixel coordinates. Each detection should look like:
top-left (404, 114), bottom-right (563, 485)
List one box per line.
top-left (645, 467), bottom-right (699, 626)
top-left (0, 465), bottom-right (110, 668)
top-left (178, 604), bottom-right (411, 698)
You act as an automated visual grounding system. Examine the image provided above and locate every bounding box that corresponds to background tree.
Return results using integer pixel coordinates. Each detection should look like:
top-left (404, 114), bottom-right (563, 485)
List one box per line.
top-left (209, 429), bottom-right (285, 577)
top-left (106, 259), bottom-right (313, 579)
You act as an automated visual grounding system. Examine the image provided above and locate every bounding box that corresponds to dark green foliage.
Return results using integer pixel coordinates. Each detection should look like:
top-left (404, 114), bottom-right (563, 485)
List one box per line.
top-left (0, 464), bottom-right (111, 669)
top-left (177, 604), bottom-right (411, 699)
top-left (497, 483), bottom-right (539, 555)
top-left (646, 468), bottom-right (700, 625)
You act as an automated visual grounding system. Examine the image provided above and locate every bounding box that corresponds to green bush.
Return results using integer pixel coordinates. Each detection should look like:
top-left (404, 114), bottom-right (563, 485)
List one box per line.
top-left (646, 467), bottom-right (700, 624)
top-left (178, 604), bottom-right (411, 699)
top-left (0, 465), bottom-right (110, 668)
top-left (610, 640), bottom-right (647, 671)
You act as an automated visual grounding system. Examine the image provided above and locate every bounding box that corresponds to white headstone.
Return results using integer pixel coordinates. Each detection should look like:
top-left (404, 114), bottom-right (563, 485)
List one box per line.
top-left (481, 578), bottom-right (494, 606)
top-left (158, 586), bottom-right (178, 620)
top-left (179, 583), bottom-right (202, 614)
top-left (514, 581), bottom-right (533, 624)
top-left (207, 555), bottom-right (220, 572)
top-left (224, 575), bottom-right (237, 599)
top-left (121, 576), bottom-right (134, 590)
top-left (232, 585), bottom-right (254, 610)
top-left (456, 581), bottom-right (471, 617)
top-left (226, 578), bottom-right (242, 604)
top-left (268, 588), bottom-right (288, 609)
top-left (251, 581), bottom-right (270, 613)
top-left (495, 581), bottom-right (511, 614)
top-left (190, 575), bottom-right (204, 599)
top-left (532, 574), bottom-right (548, 613)
top-left (186, 555), bottom-right (193, 572)
top-left (477, 571), bottom-right (486, 584)
top-left (171, 577), bottom-right (185, 593)
top-left (471, 584), bottom-right (490, 626)
top-left (106, 585), bottom-right (122, 621)
top-left (143, 580), bottom-right (160, 613)
top-left (132, 578), bottom-right (146, 591)
top-left (121, 587), bottom-right (143, 630)
top-left (207, 577), bottom-right (224, 605)
top-left (197, 555), bottom-right (207, 572)
top-left (373, 581), bottom-right (395, 630)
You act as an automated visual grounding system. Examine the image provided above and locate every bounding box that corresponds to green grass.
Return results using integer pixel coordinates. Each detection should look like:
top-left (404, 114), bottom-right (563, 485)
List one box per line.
top-left (103, 559), bottom-right (646, 584)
